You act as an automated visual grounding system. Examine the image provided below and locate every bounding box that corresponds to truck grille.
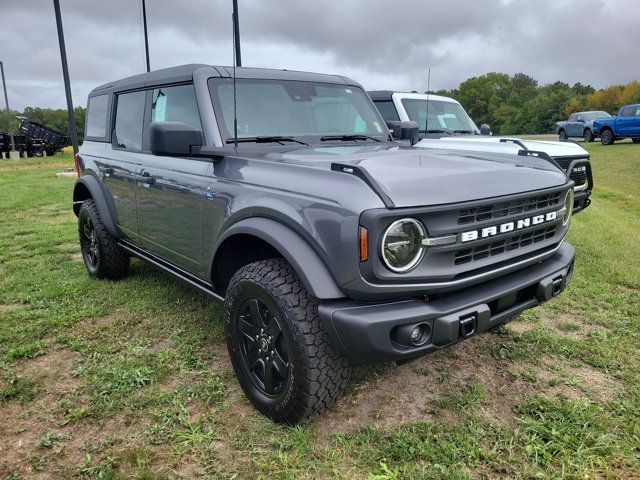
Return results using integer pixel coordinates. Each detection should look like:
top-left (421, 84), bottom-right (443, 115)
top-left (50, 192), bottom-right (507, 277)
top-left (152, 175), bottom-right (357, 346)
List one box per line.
top-left (551, 155), bottom-right (590, 187)
top-left (454, 225), bottom-right (557, 265)
top-left (458, 192), bottom-right (561, 225)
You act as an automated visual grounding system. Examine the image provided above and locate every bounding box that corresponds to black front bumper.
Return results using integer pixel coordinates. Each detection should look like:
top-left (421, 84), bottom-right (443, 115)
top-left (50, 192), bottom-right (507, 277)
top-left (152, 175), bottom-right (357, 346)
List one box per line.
top-left (319, 243), bottom-right (575, 363)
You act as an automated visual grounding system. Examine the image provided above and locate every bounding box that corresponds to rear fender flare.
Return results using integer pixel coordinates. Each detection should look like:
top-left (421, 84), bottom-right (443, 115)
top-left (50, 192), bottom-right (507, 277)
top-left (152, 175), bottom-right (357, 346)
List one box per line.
top-left (72, 175), bottom-right (119, 237)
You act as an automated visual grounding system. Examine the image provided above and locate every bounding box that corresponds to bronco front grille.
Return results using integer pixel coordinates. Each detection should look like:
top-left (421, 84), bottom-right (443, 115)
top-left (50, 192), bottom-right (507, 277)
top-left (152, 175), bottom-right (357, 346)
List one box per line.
top-left (552, 155), bottom-right (589, 170)
top-left (454, 225), bottom-right (557, 265)
top-left (569, 165), bottom-right (588, 186)
top-left (457, 192), bottom-right (562, 225)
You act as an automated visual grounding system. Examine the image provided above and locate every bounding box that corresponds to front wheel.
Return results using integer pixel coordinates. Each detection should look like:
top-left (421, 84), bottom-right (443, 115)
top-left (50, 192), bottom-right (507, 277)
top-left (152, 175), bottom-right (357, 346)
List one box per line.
top-left (583, 129), bottom-right (594, 142)
top-left (558, 129), bottom-right (567, 141)
top-left (600, 129), bottom-right (615, 145)
top-left (632, 138), bottom-right (640, 144)
top-left (225, 258), bottom-right (350, 424)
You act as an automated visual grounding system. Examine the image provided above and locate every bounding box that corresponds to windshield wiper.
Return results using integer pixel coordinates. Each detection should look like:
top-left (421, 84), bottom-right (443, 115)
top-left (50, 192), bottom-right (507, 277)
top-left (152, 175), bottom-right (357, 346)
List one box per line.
top-left (320, 134), bottom-right (381, 142)
top-left (225, 136), bottom-right (308, 145)
top-left (420, 129), bottom-right (452, 135)
top-left (453, 129), bottom-right (477, 134)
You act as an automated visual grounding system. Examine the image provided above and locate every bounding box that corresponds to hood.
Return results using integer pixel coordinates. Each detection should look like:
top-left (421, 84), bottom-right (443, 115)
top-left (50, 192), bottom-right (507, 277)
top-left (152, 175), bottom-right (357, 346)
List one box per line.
top-left (247, 144), bottom-right (568, 208)
top-left (433, 136), bottom-right (589, 158)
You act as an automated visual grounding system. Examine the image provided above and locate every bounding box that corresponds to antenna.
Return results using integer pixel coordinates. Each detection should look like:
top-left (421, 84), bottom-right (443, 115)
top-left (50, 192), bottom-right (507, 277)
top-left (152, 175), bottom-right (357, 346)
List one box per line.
top-left (425, 67), bottom-right (431, 133)
top-left (141, 0), bottom-right (150, 72)
top-left (232, 5), bottom-right (239, 148)
top-left (232, 0), bottom-right (242, 67)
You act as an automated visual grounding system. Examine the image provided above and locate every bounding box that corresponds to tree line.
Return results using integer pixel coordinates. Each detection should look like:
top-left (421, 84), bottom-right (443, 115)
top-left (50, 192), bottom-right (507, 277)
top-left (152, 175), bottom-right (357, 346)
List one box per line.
top-left (435, 73), bottom-right (640, 135)
top-left (1, 73), bottom-right (639, 139)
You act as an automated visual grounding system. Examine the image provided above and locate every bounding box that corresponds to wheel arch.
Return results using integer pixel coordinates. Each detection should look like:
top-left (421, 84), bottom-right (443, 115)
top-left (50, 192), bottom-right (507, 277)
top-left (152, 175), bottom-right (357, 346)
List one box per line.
top-left (72, 175), bottom-right (119, 237)
top-left (210, 217), bottom-right (346, 300)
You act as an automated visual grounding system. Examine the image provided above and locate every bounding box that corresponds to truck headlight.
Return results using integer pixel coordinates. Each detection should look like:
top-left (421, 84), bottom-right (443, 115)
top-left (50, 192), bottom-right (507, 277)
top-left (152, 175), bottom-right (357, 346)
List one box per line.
top-left (381, 218), bottom-right (426, 272)
top-left (563, 189), bottom-right (574, 226)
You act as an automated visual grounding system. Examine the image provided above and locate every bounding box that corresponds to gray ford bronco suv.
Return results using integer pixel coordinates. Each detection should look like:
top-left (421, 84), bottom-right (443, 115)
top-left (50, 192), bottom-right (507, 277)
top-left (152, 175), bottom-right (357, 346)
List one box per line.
top-left (73, 64), bottom-right (576, 424)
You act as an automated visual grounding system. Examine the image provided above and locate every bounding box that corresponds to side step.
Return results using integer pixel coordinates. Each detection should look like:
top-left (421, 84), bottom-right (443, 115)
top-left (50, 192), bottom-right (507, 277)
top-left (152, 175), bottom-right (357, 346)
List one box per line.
top-left (117, 240), bottom-right (224, 302)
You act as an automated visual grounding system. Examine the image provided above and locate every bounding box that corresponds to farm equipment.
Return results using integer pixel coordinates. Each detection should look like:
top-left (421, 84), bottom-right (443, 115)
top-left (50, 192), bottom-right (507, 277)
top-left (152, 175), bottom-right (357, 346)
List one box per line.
top-left (16, 116), bottom-right (69, 156)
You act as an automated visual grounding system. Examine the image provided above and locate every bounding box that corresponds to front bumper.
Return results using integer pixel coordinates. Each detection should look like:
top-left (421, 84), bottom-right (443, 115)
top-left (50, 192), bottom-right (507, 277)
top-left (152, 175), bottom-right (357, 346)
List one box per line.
top-left (319, 243), bottom-right (575, 362)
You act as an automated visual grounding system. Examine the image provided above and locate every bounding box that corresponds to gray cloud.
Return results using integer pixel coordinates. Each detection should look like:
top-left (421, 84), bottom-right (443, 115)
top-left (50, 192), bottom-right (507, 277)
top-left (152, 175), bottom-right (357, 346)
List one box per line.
top-left (0, 0), bottom-right (638, 110)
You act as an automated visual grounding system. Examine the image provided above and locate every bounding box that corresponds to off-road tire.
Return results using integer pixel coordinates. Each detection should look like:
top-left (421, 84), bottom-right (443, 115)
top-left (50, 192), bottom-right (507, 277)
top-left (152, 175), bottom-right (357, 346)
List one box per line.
top-left (600, 129), bottom-right (615, 145)
top-left (225, 258), bottom-right (350, 424)
top-left (78, 199), bottom-right (130, 279)
top-left (558, 129), bottom-right (567, 141)
top-left (632, 138), bottom-right (640, 144)
top-left (583, 129), bottom-right (594, 142)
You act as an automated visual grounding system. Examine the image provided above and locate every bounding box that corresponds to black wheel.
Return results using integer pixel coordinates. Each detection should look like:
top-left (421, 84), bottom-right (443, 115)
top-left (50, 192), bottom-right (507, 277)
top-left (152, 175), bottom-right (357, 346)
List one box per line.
top-left (583, 129), bottom-right (594, 142)
top-left (78, 199), bottom-right (130, 279)
top-left (34, 149), bottom-right (44, 157)
top-left (632, 138), bottom-right (640, 144)
top-left (558, 129), bottom-right (567, 141)
top-left (600, 129), bottom-right (615, 145)
top-left (225, 258), bottom-right (350, 424)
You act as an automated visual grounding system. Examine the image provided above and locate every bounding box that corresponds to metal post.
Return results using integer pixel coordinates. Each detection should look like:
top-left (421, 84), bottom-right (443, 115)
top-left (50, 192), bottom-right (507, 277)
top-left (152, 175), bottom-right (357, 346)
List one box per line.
top-left (0, 61), bottom-right (15, 152)
top-left (142, 0), bottom-right (150, 72)
top-left (53, 0), bottom-right (79, 155)
top-left (232, 0), bottom-right (241, 67)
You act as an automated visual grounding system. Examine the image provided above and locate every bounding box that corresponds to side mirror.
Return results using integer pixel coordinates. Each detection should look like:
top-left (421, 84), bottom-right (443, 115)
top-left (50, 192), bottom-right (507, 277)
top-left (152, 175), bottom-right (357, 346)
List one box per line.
top-left (150, 121), bottom-right (203, 156)
top-left (480, 124), bottom-right (492, 136)
top-left (387, 120), bottom-right (419, 145)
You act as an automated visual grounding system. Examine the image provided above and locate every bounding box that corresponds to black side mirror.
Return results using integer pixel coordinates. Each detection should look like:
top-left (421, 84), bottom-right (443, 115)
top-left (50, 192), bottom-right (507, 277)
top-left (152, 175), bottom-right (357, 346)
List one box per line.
top-left (480, 124), bottom-right (492, 136)
top-left (150, 121), bottom-right (203, 156)
top-left (387, 120), bottom-right (420, 145)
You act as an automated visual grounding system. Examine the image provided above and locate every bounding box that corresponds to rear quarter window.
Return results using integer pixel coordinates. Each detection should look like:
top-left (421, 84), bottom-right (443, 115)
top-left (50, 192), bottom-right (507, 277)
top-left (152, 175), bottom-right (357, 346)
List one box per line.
top-left (85, 94), bottom-right (109, 139)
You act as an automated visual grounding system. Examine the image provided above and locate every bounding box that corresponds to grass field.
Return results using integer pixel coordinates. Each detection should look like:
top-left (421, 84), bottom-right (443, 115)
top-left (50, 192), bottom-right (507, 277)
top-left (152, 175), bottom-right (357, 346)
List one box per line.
top-left (0, 142), bottom-right (639, 479)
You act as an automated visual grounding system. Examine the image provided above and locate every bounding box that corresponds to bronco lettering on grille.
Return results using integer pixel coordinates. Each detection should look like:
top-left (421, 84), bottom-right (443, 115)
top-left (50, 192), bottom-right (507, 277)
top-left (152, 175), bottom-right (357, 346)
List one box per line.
top-left (460, 211), bottom-right (559, 243)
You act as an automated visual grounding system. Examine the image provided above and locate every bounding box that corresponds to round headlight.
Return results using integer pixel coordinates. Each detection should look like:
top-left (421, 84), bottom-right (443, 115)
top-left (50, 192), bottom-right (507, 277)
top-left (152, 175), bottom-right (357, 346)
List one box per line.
top-left (563, 189), bottom-right (574, 226)
top-left (381, 218), bottom-right (426, 272)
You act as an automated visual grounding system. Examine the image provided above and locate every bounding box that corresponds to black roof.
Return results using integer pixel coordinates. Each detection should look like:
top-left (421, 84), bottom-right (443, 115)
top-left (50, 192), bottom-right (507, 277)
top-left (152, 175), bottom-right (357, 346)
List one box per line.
top-left (366, 90), bottom-right (394, 101)
top-left (90, 64), bottom-right (360, 97)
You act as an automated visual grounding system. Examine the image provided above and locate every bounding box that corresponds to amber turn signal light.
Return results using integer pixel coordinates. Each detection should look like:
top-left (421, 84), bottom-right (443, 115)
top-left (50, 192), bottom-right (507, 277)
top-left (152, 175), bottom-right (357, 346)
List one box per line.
top-left (359, 226), bottom-right (368, 262)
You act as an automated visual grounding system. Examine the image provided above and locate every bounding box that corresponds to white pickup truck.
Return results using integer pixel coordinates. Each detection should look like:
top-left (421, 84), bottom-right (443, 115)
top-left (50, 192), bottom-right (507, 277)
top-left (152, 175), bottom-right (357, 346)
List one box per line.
top-left (368, 91), bottom-right (593, 213)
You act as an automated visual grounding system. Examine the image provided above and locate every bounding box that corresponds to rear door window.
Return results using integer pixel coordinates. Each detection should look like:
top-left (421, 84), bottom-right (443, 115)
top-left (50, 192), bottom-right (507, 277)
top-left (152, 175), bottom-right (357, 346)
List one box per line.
top-left (114, 91), bottom-right (146, 151)
top-left (151, 84), bottom-right (202, 130)
top-left (374, 100), bottom-right (400, 123)
top-left (86, 94), bottom-right (109, 139)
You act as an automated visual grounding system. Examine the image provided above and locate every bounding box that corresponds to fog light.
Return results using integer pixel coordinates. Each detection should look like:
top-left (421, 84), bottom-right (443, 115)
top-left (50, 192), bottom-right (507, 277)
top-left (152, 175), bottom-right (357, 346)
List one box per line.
top-left (410, 325), bottom-right (423, 343)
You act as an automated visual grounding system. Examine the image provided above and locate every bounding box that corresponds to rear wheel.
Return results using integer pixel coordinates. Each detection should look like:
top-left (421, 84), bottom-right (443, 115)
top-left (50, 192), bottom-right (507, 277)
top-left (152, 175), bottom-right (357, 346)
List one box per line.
top-left (558, 129), bottom-right (567, 141)
top-left (600, 129), bottom-right (615, 145)
top-left (583, 129), bottom-right (594, 142)
top-left (225, 258), bottom-right (350, 424)
top-left (78, 199), bottom-right (130, 279)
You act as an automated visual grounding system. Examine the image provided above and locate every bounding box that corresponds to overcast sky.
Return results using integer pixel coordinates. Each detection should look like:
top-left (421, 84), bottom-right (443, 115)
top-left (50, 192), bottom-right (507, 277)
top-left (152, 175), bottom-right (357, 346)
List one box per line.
top-left (1, 0), bottom-right (638, 110)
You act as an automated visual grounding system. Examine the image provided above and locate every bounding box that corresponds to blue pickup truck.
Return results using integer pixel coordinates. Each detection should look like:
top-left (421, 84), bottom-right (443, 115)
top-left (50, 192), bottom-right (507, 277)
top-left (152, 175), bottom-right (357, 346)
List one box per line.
top-left (593, 104), bottom-right (640, 145)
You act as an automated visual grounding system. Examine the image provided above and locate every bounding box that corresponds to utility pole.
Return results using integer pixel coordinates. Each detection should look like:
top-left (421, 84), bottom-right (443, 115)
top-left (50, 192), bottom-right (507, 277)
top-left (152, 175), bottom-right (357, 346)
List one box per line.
top-left (232, 0), bottom-right (241, 67)
top-left (0, 61), bottom-right (18, 159)
top-left (53, 0), bottom-right (79, 156)
top-left (142, 0), bottom-right (150, 72)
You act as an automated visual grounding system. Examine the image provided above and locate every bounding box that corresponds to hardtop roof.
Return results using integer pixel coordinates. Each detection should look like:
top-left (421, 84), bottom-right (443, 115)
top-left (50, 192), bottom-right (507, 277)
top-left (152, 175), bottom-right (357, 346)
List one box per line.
top-left (89, 64), bottom-right (360, 97)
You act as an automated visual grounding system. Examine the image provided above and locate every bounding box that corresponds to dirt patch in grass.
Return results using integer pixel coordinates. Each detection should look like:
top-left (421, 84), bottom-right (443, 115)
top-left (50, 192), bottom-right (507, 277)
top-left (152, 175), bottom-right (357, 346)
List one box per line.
top-left (68, 315), bottom-right (121, 336)
top-left (0, 303), bottom-right (27, 314)
top-left (508, 312), bottom-right (601, 339)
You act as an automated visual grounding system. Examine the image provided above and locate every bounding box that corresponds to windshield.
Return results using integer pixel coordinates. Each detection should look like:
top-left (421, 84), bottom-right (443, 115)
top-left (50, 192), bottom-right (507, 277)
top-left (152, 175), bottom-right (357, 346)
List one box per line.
top-left (584, 111), bottom-right (611, 120)
top-left (208, 78), bottom-right (387, 143)
top-left (400, 98), bottom-right (479, 133)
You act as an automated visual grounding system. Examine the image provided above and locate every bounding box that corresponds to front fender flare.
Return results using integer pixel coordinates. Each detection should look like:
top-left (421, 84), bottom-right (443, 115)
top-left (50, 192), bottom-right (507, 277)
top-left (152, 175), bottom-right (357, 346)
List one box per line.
top-left (213, 217), bottom-right (346, 300)
top-left (72, 175), bottom-right (119, 237)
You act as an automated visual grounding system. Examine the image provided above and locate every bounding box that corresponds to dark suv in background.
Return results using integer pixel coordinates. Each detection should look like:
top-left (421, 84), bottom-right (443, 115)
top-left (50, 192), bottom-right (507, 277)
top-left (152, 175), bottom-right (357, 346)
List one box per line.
top-left (74, 64), bottom-right (576, 424)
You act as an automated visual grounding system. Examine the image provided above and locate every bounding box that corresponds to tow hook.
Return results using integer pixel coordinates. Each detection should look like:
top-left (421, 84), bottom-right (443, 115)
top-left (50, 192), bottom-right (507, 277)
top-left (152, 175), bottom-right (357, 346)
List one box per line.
top-left (459, 314), bottom-right (477, 338)
top-left (552, 276), bottom-right (563, 296)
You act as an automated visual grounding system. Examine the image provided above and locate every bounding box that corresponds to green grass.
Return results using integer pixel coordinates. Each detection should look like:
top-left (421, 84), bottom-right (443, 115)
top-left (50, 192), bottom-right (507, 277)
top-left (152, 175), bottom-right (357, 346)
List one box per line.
top-left (0, 142), bottom-right (639, 478)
